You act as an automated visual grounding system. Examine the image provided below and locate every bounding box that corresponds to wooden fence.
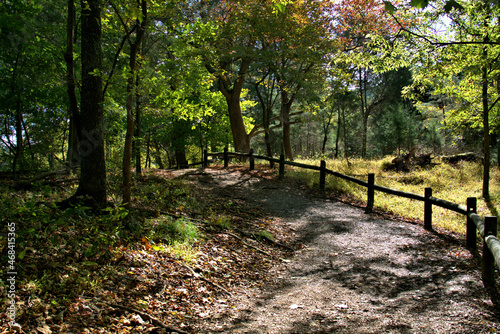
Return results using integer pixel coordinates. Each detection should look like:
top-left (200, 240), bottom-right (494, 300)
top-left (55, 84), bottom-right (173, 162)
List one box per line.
top-left (193, 149), bottom-right (500, 290)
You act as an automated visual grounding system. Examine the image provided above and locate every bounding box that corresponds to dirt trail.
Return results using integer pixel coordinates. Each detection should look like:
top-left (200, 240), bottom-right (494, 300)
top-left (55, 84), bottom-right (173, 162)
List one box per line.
top-left (181, 167), bottom-right (500, 333)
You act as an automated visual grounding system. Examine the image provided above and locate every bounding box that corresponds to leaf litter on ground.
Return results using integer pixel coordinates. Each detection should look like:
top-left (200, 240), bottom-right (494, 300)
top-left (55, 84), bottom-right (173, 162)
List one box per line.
top-left (0, 166), bottom-right (293, 333)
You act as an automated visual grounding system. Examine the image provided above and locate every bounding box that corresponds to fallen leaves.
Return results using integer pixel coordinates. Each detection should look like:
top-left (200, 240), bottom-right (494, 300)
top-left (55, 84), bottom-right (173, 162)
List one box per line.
top-left (0, 167), bottom-right (295, 333)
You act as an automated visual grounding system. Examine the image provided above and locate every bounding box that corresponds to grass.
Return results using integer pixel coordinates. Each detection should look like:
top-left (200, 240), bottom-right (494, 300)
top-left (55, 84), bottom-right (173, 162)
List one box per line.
top-left (287, 157), bottom-right (500, 235)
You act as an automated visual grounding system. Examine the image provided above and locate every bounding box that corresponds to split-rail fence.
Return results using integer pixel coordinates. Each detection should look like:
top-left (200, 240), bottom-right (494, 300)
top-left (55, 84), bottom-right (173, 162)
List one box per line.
top-left (190, 148), bottom-right (500, 291)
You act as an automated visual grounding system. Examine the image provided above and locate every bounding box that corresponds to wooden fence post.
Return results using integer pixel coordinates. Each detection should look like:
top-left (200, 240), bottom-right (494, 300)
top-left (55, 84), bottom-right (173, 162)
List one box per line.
top-left (279, 154), bottom-right (285, 180)
top-left (424, 187), bottom-right (433, 231)
top-left (224, 147), bottom-right (229, 168)
top-left (203, 150), bottom-right (208, 167)
top-left (365, 173), bottom-right (374, 213)
top-left (249, 148), bottom-right (254, 171)
top-left (466, 197), bottom-right (477, 249)
top-left (320, 160), bottom-right (326, 192)
top-left (482, 216), bottom-right (497, 289)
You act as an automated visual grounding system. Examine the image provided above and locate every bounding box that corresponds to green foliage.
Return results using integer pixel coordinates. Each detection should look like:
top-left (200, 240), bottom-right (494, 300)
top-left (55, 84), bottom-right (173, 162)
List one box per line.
top-left (151, 216), bottom-right (201, 244)
top-left (207, 214), bottom-right (232, 231)
top-left (370, 104), bottom-right (424, 157)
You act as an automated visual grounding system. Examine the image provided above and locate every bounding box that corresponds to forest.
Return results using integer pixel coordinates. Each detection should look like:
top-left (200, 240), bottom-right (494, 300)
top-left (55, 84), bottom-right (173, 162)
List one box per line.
top-left (1, 0), bottom-right (500, 332)
top-left (1, 0), bottom-right (499, 205)
top-left (0, 0), bottom-right (500, 204)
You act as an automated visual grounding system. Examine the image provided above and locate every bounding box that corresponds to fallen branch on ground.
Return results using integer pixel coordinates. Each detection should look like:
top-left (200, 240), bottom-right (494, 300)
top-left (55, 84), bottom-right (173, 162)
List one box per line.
top-left (224, 231), bottom-right (272, 257)
top-left (179, 262), bottom-right (232, 296)
top-left (239, 229), bottom-right (295, 251)
top-left (107, 303), bottom-right (190, 334)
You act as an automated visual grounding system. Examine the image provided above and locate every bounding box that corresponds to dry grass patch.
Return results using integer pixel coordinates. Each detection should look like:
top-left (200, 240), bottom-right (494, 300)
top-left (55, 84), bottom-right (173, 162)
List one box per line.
top-left (288, 157), bottom-right (500, 235)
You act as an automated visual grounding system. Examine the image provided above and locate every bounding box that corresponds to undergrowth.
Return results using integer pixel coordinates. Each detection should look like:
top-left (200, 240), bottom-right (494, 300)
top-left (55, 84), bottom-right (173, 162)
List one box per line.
top-left (0, 170), bottom-right (213, 326)
top-left (288, 157), bottom-right (500, 235)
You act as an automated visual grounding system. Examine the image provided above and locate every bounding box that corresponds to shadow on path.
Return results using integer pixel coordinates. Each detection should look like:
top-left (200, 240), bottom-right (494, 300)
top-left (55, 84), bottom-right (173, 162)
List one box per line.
top-left (181, 167), bottom-right (500, 333)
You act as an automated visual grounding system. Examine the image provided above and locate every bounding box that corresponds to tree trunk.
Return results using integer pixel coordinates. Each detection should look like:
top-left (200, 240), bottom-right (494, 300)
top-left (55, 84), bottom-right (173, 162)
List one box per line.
top-left (280, 90), bottom-right (294, 160)
top-left (211, 59), bottom-right (252, 153)
top-left (341, 105), bottom-right (350, 165)
top-left (70, 0), bottom-right (106, 207)
top-left (12, 95), bottom-right (22, 175)
top-left (359, 67), bottom-right (367, 159)
top-left (361, 113), bottom-right (368, 159)
top-left (335, 105), bottom-right (341, 158)
top-left (226, 93), bottom-right (250, 153)
top-left (321, 105), bottom-right (335, 155)
top-left (123, 0), bottom-right (147, 206)
top-left (482, 61), bottom-right (490, 199)
top-left (134, 74), bottom-right (142, 176)
top-left (253, 78), bottom-right (276, 167)
top-left (144, 132), bottom-right (151, 169)
top-left (153, 140), bottom-right (164, 169)
top-left (10, 51), bottom-right (23, 175)
top-left (175, 149), bottom-right (188, 168)
top-left (65, 0), bottom-right (80, 169)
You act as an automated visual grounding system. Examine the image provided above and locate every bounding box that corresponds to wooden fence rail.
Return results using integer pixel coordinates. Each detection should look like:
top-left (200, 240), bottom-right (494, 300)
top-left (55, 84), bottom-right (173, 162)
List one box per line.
top-left (199, 149), bottom-right (500, 291)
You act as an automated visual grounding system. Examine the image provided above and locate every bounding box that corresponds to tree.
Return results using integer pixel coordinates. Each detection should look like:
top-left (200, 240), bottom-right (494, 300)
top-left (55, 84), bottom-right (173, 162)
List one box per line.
top-left (259, 0), bottom-right (333, 160)
top-left (66, 0), bottom-right (107, 207)
top-left (108, 0), bottom-right (148, 207)
top-left (65, 0), bottom-right (80, 169)
top-left (0, 0), bottom-right (68, 173)
top-left (332, 0), bottom-right (404, 159)
top-left (392, 0), bottom-right (500, 198)
top-left (248, 69), bottom-right (280, 163)
top-left (187, 0), bottom-right (333, 155)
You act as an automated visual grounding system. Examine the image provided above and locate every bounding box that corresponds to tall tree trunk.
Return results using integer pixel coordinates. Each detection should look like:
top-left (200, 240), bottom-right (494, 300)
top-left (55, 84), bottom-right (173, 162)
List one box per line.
top-left (226, 93), bottom-right (250, 153)
top-left (12, 95), bottom-right (22, 175)
top-left (359, 67), bottom-right (367, 159)
top-left (361, 113), bottom-right (368, 158)
top-left (65, 0), bottom-right (80, 169)
top-left (254, 79), bottom-right (275, 167)
top-left (335, 105), bottom-right (341, 158)
top-left (144, 132), bottom-right (151, 169)
top-left (175, 149), bottom-right (188, 168)
top-left (123, 0), bottom-right (147, 206)
top-left (70, 0), bottom-right (106, 207)
top-left (321, 106), bottom-right (335, 155)
top-left (10, 51), bottom-right (23, 175)
top-left (280, 90), bottom-right (294, 160)
top-left (341, 104), bottom-right (350, 166)
top-left (172, 119), bottom-right (189, 168)
top-left (134, 74), bottom-right (142, 176)
top-left (153, 140), bottom-right (164, 169)
top-left (211, 59), bottom-right (252, 153)
top-left (481, 2), bottom-right (492, 200)
top-left (482, 60), bottom-right (490, 200)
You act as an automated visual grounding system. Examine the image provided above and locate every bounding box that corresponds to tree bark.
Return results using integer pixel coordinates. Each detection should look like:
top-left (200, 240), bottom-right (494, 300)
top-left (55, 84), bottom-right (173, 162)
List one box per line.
top-left (359, 67), bottom-right (367, 159)
top-left (335, 105), bottom-right (341, 158)
top-left (482, 59), bottom-right (490, 200)
top-left (10, 51), bottom-right (23, 175)
top-left (226, 93), bottom-right (250, 153)
top-left (280, 89), bottom-right (295, 160)
top-left (253, 78), bottom-right (276, 167)
top-left (12, 94), bottom-right (22, 175)
top-left (134, 73), bottom-right (142, 175)
top-left (153, 140), bottom-right (164, 169)
top-left (321, 105), bottom-right (335, 155)
top-left (211, 58), bottom-right (252, 153)
top-left (123, 0), bottom-right (147, 206)
top-left (70, 0), bottom-right (107, 207)
top-left (65, 0), bottom-right (81, 169)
